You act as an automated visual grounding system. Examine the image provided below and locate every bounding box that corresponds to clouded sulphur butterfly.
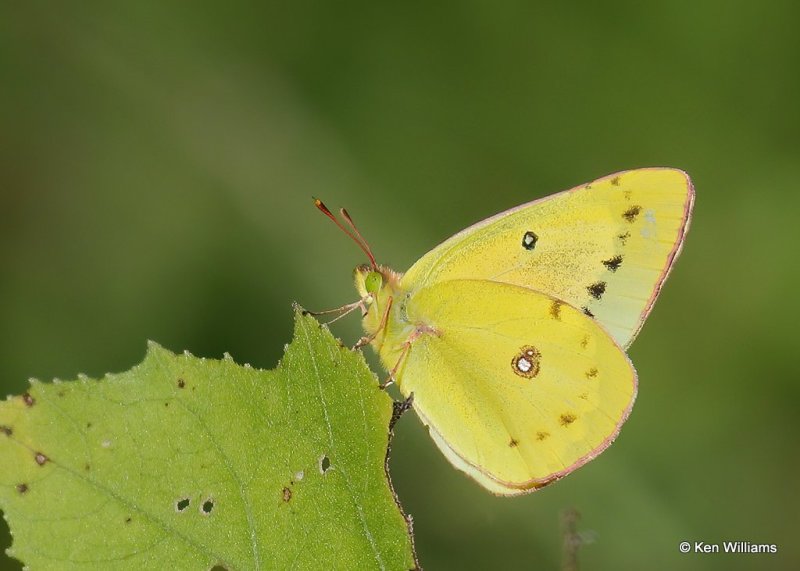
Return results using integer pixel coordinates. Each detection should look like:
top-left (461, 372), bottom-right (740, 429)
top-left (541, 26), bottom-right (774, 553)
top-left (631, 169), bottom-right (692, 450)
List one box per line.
top-left (317, 168), bottom-right (694, 495)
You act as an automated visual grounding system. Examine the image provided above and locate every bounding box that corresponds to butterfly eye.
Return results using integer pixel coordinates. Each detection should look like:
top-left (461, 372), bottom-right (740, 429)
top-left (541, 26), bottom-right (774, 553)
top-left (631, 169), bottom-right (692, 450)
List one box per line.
top-left (364, 271), bottom-right (383, 294)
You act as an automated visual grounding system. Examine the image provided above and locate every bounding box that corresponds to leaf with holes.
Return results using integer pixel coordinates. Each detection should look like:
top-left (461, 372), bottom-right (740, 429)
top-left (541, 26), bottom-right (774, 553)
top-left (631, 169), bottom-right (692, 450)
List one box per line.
top-left (0, 309), bottom-right (417, 570)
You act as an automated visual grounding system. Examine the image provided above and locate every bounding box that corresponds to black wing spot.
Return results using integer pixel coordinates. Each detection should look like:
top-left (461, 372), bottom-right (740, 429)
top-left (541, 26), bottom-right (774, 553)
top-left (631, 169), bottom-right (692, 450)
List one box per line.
top-left (201, 499), bottom-right (215, 514)
top-left (559, 413), bottom-right (577, 427)
top-left (549, 300), bottom-right (562, 320)
top-left (582, 307), bottom-right (594, 318)
top-left (587, 282), bottom-right (607, 300)
top-left (508, 438), bottom-right (519, 448)
top-left (602, 255), bottom-right (623, 272)
top-left (175, 498), bottom-right (190, 512)
top-left (511, 346), bottom-right (541, 378)
top-left (618, 231), bottom-right (630, 245)
top-left (522, 231), bottom-right (538, 251)
top-left (623, 205), bottom-right (642, 223)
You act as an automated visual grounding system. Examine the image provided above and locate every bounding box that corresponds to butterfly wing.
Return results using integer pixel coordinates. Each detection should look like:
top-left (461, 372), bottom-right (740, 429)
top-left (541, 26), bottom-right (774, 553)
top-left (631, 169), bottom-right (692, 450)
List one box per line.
top-left (394, 279), bottom-right (636, 495)
top-left (401, 168), bottom-right (694, 348)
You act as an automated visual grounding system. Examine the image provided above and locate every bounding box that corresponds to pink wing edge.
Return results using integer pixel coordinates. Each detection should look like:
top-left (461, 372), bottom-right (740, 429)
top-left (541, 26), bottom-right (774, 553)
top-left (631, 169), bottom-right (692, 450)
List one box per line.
top-left (622, 169), bottom-right (696, 347)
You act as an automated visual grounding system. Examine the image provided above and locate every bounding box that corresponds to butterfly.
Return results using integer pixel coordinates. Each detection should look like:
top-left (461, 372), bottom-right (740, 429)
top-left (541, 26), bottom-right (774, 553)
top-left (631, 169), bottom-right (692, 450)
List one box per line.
top-left (315, 168), bottom-right (694, 495)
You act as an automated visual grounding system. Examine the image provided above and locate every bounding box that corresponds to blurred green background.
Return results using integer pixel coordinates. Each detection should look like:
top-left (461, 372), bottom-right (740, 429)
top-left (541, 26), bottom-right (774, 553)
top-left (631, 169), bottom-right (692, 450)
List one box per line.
top-left (2, 2), bottom-right (798, 570)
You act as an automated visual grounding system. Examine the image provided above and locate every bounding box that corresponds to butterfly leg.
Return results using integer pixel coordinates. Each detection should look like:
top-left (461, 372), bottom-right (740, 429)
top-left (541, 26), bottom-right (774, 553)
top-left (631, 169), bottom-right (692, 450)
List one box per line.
top-left (378, 331), bottom-right (421, 389)
top-left (379, 321), bottom-right (440, 389)
top-left (379, 341), bottom-right (410, 389)
top-left (353, 296), bottom-right (394, 350)
top-left (304, 297), bottom-right (370, 325)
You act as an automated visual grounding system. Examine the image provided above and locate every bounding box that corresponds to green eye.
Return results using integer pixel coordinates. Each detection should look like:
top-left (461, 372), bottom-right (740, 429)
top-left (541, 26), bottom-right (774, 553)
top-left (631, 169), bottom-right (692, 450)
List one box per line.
top-left (364, 271), bottom-right (383, 294)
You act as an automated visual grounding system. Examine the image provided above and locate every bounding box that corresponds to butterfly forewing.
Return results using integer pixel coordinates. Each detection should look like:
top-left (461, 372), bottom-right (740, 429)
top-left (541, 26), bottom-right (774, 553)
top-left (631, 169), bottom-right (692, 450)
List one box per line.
top-left (401, 168), bottom-right (694, 348)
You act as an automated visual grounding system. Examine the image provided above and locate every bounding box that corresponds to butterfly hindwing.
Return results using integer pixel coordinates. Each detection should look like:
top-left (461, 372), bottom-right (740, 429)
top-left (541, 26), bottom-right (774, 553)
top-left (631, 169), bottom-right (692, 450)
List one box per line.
top-left (401, 168), bottom-right (694, 347)
top-left (393, 279), bottom-right (637, 494)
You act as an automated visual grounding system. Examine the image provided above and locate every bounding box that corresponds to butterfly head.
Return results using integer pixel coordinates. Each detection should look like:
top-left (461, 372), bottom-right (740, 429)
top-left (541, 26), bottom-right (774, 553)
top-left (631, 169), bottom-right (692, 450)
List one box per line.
top-left (312, 199), bottom-right (406, 344)
top-left (353, 264), bottom-right (402, 301)
top-left (353, 263), bottom-right (404, 344)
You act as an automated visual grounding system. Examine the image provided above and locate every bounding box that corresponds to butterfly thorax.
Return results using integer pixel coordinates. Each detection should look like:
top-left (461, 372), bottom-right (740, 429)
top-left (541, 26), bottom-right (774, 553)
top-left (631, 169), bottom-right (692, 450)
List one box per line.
top-left (353, 264), bottom-right (417, 367)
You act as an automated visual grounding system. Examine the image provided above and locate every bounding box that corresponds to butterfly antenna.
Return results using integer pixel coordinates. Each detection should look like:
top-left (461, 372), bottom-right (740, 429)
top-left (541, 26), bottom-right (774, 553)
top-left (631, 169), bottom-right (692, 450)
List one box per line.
top-left (340, 207), bottom-right (377, 269)
top-left (314, 198), bottom-right (377, 268)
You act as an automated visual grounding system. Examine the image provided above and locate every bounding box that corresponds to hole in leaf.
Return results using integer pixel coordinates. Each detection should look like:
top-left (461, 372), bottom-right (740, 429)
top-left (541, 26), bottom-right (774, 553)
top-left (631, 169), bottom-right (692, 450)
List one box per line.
top-left (34, 452), bottom-right (48, 466)
top-left (282, 487), bottom-right (292, 502)
top-left (176, 498), bottom-right (190, 512)
top-left (319, 454), bottom-right (331, 474)
top-left (16, 483), bottom-right (28, 494)
top-left (23, 393), bottom-right (35, 407)
top-left (202, 499), bottom-right (214, 514)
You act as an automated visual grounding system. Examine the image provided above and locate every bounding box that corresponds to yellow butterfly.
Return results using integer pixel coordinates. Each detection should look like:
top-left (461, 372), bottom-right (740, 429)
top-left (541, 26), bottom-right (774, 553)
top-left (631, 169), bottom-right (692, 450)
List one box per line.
top-left (316, 168), bottom-right (694, 495)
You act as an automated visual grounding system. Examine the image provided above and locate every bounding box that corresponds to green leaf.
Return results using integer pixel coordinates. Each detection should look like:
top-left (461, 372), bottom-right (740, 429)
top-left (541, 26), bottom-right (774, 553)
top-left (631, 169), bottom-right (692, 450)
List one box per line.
top-left (0, 309), bottom-right (417, 570)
